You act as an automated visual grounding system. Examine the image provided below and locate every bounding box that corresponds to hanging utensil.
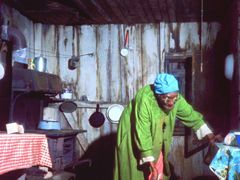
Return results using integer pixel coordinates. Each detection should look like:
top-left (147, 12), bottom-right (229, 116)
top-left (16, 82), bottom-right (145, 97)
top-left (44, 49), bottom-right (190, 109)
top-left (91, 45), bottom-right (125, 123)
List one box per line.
top-left (120, 29), bottom-right (129, 57)
top-left (68, 55), bottom-right (80, 70)
top-left (89, 104), bottom-right (105, 128)
top-left (59, 101), bottom-right (77, 113)
top-left (106, 104), bottom-right (124, 124)
top-left (33, 55), bottom-right (47, 72)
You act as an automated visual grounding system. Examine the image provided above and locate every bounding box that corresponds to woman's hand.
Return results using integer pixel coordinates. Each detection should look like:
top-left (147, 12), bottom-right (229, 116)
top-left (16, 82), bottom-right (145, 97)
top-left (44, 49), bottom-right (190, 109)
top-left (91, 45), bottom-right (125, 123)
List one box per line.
top-left (204, 133), bottom-right (224, 165)
top-left (206, 133), bottom-right (223, 145)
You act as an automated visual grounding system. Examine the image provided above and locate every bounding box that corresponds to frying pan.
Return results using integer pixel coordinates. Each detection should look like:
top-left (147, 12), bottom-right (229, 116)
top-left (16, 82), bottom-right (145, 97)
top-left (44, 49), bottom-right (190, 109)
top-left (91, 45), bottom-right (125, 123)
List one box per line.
top-left (89, 104), bottom-right (105, 128)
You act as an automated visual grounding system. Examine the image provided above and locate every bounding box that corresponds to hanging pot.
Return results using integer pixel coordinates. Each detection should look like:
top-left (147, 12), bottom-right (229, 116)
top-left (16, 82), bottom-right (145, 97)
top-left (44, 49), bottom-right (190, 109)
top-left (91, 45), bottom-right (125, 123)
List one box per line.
top-left (120, 29), bottom-right (129, 57)
top-left (89, 104), bottom-right (105, 128)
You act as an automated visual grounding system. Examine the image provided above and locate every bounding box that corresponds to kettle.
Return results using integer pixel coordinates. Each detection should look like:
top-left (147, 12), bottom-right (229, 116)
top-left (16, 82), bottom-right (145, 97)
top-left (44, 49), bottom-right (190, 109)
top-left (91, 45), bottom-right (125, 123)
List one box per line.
top-left (33, 56), bottom-right (47, 72)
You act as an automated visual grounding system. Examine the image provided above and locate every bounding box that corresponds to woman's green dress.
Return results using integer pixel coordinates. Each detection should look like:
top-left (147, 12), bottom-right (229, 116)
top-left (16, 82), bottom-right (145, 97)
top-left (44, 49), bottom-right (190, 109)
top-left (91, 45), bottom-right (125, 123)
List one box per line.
top-left (114, 85), bottom-right (205, 180)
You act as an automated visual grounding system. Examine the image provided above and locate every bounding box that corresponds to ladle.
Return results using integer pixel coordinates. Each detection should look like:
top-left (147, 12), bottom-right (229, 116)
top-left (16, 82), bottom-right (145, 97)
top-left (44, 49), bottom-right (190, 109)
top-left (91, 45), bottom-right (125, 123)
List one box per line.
top-left (120, 29), bottom-right (129, 57)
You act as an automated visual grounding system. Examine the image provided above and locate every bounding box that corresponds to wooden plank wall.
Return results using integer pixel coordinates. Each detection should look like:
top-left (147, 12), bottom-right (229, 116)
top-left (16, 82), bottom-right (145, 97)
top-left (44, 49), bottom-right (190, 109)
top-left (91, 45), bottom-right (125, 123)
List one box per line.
top-left (1, 4), bottom-right (222, 179)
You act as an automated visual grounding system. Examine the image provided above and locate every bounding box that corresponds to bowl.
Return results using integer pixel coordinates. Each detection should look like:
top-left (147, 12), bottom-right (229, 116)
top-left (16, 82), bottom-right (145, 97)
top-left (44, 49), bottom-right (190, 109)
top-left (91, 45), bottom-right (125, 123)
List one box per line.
top-left (38, 120), bottom-right (61, 130)
top-left (61, 91), bottom-right (73, 99)
top-left (234, 132), bottom-right (240, 147)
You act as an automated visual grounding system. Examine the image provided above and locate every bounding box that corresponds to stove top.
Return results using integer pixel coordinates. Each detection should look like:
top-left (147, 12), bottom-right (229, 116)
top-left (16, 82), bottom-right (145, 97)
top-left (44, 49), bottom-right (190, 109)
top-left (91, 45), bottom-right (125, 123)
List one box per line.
top-left (26, 129), bottom-right (86, 138)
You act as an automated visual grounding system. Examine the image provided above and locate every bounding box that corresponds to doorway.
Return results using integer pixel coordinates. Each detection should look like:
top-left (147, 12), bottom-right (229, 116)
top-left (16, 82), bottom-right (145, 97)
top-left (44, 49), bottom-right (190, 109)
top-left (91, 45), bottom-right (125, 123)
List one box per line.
top-left (165, 55), bottom-right (192, 136)
top-left (165, 54), bottom-right (208, 157)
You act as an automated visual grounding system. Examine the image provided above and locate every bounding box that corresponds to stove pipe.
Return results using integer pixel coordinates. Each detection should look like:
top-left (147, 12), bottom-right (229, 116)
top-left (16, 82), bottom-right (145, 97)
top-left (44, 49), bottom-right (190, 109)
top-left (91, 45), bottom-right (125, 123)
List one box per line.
top-left (1, 25), bottom-right (27, 65)
top-left (1, 25), bottom-right (27, 50)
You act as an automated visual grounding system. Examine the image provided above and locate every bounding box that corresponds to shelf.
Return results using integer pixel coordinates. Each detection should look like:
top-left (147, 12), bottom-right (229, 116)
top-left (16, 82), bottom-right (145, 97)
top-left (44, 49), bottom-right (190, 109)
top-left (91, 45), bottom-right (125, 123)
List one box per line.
top-left (12, 67), bottom-right (62, 95)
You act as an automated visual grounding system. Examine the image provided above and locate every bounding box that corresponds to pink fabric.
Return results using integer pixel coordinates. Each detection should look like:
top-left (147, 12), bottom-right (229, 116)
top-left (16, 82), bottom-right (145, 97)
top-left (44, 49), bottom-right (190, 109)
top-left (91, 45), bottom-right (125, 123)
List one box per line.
top-left (0, 133), bottom-right (52, 175)
top-left (148, 152), bottom-right (163, 180)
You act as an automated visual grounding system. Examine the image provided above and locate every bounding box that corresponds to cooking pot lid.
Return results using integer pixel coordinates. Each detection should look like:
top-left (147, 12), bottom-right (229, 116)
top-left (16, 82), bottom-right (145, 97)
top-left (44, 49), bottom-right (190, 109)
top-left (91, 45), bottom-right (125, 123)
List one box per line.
top-left (59, 101), bottom-right (77, 113)
top-left (106, 104), bottom-right (124, 123)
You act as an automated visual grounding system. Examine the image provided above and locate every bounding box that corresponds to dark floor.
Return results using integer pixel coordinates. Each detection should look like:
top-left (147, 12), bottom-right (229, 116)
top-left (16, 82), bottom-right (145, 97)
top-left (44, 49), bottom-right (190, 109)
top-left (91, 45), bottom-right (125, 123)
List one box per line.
top-left (0, 168), bottom-right (220, 180)
top-left (192, 176), bottom-right (219, 180)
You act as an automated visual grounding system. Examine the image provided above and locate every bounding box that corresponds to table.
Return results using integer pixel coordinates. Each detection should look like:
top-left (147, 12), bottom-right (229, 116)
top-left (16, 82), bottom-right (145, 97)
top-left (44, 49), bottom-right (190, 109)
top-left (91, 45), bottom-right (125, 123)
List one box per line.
top-left (209, 143), bottom-right (240, 180)
top-left (0, 132), bottom-right (52, 175)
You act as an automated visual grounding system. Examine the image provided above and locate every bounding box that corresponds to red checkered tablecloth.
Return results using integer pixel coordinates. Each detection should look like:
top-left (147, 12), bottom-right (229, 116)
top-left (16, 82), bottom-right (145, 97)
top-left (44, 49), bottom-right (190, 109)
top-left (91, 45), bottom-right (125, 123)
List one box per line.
top-left (0, 133), bottom-right (52, 175)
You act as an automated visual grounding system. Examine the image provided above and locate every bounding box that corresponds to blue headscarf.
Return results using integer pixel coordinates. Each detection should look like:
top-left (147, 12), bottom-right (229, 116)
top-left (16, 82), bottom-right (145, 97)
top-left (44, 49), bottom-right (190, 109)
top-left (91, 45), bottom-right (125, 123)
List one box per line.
top-left (154, 73), bottom-right (179, 94)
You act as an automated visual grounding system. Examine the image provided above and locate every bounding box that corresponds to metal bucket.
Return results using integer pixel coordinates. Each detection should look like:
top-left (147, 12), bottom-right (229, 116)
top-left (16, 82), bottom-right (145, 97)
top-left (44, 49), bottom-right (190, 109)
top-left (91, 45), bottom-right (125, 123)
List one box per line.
top-left (33, 56), bottom-right (47, 72)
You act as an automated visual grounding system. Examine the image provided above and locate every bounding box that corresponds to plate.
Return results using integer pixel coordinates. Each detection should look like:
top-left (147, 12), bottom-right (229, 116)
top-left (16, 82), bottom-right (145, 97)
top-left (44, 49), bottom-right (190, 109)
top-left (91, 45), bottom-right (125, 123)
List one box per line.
top-left (106, 104), bottom-right (124, 123)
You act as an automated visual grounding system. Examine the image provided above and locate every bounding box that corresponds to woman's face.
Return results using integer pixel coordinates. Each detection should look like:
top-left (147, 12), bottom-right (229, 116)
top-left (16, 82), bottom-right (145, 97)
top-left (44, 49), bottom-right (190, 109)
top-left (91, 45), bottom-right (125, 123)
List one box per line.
top-left (156, 92), bottom-right (179, 111)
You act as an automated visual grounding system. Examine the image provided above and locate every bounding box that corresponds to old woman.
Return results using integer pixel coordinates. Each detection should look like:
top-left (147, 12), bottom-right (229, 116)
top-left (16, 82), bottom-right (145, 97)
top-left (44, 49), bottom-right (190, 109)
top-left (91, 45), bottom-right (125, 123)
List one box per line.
top-left (114, 73), bottom-right (219, 180)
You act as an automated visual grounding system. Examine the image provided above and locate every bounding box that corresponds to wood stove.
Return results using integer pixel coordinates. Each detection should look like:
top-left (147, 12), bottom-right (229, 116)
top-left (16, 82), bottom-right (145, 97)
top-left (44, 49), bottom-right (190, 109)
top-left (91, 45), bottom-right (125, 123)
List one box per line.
top-left (27, 129), bottom-right (86, 173)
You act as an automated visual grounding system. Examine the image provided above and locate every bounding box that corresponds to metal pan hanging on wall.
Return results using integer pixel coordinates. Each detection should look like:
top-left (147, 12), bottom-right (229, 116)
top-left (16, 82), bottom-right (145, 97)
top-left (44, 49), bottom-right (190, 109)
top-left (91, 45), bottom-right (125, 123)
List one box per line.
top-left (89, 104), bottom-right (105, 128)
top-left (106, 104), bottom-right (124, 124)
top-left (59, 101), bottom-right (77, 113)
